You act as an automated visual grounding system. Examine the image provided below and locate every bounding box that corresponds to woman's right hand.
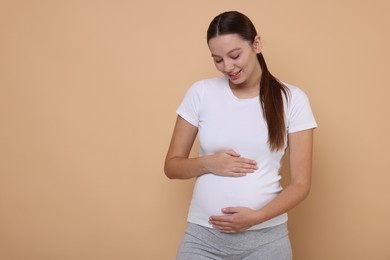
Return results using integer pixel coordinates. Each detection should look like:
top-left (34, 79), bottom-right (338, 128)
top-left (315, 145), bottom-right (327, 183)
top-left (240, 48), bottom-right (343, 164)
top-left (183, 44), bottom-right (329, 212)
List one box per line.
top-left (206, 150), bottom-right (258, 177)
top-left (165, 117), bottom-right (258, 179)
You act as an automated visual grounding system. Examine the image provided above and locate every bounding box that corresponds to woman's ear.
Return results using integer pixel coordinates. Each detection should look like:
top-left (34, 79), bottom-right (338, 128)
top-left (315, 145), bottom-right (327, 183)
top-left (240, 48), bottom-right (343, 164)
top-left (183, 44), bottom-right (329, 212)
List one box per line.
top-left (253, 35), bottom-right (262, 53)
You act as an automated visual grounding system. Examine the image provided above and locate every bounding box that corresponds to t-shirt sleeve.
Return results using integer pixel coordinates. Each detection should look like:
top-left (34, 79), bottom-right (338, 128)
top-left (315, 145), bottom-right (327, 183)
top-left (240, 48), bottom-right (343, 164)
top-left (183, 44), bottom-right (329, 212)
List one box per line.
top-left (176, 81), bottom-right (204, 127)
top-left (287, 87), bottom-right (318, 133)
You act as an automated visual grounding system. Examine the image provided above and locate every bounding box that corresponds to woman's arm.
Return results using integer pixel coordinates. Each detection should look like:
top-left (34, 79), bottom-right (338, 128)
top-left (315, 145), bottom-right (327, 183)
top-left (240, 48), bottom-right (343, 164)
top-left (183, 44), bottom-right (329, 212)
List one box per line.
top-left (209, 129), bottom-right (314, 233)
top-left (164, 116), bottom-right (258, 180)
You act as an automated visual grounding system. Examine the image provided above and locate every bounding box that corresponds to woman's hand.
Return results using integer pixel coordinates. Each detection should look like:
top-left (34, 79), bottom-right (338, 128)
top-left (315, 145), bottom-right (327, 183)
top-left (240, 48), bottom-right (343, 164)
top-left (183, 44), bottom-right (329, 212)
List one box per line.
top-left (207, 150), bottom-right (258, 177)
top-left (209, 207), bottom-right (258, 233)
top-left (165, 117), bottom-right (258, 179)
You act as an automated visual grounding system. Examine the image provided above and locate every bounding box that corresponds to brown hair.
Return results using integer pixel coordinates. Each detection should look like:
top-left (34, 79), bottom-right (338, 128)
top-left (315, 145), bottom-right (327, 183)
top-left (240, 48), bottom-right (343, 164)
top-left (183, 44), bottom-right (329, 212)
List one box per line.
top-left (207, 11), bottom-right (289, 151)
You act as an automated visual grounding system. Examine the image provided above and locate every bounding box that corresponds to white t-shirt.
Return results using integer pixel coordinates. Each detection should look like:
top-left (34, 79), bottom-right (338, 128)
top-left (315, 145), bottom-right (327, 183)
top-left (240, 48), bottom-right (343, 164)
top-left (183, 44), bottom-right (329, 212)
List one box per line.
top-left (176, 76), bottom-right (317, 230)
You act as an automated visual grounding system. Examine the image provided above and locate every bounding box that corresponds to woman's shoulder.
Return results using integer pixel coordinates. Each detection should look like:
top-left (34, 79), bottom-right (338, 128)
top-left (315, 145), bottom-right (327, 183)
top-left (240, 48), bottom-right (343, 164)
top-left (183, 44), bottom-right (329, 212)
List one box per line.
top-left (281, 81), bottom-right (310, 100)
top-left (282, 81), bottom-right (301, 93)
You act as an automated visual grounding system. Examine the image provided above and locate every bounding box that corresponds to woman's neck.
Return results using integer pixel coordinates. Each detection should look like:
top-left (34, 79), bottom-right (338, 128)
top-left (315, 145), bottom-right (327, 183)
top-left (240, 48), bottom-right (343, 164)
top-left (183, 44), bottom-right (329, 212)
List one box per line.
top-left (229, 68), bottom-right (262, 98)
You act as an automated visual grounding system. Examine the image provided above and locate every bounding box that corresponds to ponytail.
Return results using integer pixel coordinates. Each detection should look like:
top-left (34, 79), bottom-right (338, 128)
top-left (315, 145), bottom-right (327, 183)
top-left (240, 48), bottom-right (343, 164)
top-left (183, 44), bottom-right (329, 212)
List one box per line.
top-left (258, 53), bottom-right (289, 151)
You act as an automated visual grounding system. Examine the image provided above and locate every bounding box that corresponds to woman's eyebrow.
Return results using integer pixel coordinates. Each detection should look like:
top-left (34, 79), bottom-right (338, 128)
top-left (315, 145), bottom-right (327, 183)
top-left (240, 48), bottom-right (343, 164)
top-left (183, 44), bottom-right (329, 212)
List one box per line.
top-left (211, 48), bottom-right (242, 58)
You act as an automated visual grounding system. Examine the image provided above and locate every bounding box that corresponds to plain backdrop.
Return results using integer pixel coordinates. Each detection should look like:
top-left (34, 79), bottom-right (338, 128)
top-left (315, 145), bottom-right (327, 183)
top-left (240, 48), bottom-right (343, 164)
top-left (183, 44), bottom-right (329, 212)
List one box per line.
top-left (1, 0), bottom-right (389, 259)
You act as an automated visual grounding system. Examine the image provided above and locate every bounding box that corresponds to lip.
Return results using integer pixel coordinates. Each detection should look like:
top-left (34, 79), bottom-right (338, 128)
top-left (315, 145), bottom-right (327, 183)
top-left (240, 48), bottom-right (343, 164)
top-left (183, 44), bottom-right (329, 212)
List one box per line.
top-left (227, 70), bottom-right (242, 80)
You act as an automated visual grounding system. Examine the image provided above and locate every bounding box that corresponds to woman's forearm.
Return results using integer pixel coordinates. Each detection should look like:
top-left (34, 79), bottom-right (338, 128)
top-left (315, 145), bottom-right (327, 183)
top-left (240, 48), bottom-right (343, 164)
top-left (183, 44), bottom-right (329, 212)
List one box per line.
top-left (254, 130), bottom-right (313, 225)
top-left (253, 180), bottom-right (310, 224)
top-left (164, 151), bottom-right (258, 180)
top-left (164, 156), bottom-right (210, 180)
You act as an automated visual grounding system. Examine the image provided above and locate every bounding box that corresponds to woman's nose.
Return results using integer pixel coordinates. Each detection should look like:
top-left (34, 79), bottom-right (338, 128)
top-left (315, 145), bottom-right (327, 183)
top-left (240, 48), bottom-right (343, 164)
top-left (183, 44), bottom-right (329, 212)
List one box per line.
top-left (223, 60), bottom-right (234, 72)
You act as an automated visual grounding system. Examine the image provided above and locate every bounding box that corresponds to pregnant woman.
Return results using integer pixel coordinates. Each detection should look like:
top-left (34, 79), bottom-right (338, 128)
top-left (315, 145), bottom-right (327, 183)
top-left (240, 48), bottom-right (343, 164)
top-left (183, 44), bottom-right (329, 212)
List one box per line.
top-left (164, 11), bottom-right (317, 260)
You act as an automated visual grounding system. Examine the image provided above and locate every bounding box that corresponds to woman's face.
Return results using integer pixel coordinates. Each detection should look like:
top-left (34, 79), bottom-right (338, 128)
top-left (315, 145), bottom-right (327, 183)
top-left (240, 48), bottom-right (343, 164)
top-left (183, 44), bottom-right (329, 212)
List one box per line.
top-left (208, 33), bottom-right (262, 85)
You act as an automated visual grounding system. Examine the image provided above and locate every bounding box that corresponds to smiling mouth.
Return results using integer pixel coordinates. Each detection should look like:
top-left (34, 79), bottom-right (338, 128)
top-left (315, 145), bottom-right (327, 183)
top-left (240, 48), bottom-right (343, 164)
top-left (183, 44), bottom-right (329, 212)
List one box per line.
top-left (228, 70), bottom-right (242, 79)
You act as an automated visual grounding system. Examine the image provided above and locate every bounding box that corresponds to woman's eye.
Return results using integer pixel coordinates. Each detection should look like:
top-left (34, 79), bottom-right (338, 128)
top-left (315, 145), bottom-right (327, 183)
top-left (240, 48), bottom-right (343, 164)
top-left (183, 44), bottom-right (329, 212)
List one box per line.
top-left (231, 55), bottom-right (240, 60)
top-left (214, 59), bottom-right (223, 63)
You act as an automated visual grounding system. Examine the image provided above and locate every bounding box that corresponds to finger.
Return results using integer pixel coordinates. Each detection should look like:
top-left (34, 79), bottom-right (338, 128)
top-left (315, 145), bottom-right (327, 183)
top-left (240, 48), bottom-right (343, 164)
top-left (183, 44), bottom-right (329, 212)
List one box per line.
top-left (211, 222), bottom-right (238, 233)
top-left (225, 150), bottom-right (240, 157)
top-left (237, 158), bottom-right (258, 166)
top-left (237, 162), bottom-right (258, 170)
top-left (225, 168), bottom-right (251, 177)
top-left (231, 173), bottom-right (248, 177)
top-left (209, 216), bottom-right (229, 222)
top-left (210, 221), bottom-right (233, 231)
top-left (230, 167), bottom-right (255, 175)
top-left (230, 170), bottom-right (250, 176)
top-left (220, 229), bottom-right (236, 234)
top-left (221, 207), bottom-right (238, 214)
top-left (210, 221), bottom-right (230, 227)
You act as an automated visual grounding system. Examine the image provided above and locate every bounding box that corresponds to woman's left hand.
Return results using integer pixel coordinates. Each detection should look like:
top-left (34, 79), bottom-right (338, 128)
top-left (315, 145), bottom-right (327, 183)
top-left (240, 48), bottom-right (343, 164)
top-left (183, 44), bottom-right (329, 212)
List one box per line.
top-left (209, 207), bottom-right (258, 233)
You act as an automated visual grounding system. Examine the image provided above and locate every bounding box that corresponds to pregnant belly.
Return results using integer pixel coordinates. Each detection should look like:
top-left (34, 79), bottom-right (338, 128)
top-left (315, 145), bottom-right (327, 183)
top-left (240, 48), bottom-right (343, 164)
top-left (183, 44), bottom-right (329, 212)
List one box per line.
top-left (190, 172), bottom-right (282, 216)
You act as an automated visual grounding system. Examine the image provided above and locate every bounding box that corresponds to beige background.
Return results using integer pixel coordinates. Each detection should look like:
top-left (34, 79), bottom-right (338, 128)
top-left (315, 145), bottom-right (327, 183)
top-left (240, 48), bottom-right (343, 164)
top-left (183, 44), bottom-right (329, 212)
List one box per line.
top-left (1, 0), bottom-right (389, 259)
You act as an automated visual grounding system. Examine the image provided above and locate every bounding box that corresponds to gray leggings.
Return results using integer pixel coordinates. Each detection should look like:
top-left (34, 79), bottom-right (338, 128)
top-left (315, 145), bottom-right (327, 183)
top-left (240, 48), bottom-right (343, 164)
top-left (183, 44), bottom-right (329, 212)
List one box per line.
top-left (177, 222), bottom-right (292, 260)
